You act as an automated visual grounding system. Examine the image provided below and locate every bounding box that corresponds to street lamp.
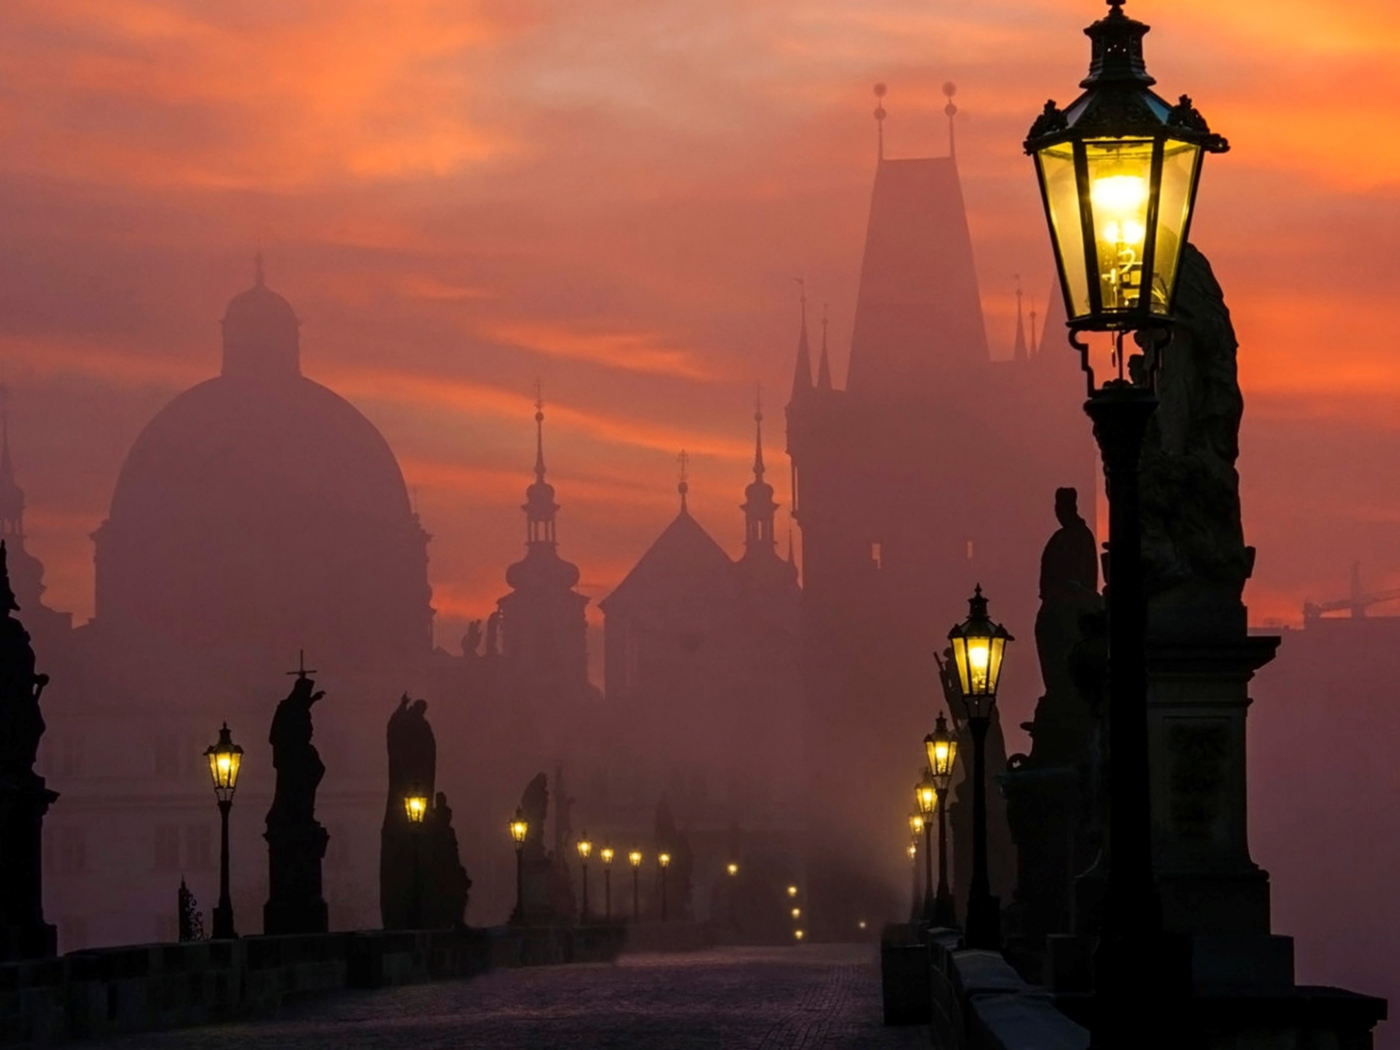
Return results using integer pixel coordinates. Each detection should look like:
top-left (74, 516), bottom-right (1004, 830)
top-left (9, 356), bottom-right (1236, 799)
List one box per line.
top-left (915, 771), bottom-right (937, 924)
top-left (509, 807), bottom-right (528, 925)
top-left (404, 788), bottom-right (429, 929)
top-left (601, 846), bottom-right (615, 922)
top-left (576, 832), bottom-right (593, 924)
top-left (1025, 3), bottom-right (1227, 1043)
top-left (727, 862), bottom-right (739, 877)
top-left (787, 885), bottom-right (798, 899)
top-left (629, 849), bottom-right (642, 921)
top-left (907, 838), bottom-right (919, 922)
top-left (925, 712), bottom-right (959, 927)
top-left (947, 585), bottom-right (1012, 949)
top-left (203, 723), bottom-right (243, 939)
top-left (658, 852), bottom-right (671, 922)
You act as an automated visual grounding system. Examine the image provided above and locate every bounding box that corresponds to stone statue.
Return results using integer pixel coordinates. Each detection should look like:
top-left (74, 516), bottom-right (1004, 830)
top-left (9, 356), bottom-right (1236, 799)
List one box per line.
top-left (1030, 488), bottom-right (1100, 765)
top-left (516, 772), bottom-right (571, 924)
top-left (424, 791), bottom-right (471, 927)
top-left (380, 694), bottom-right (438, 929)
top-left (1138, 242), bottom-right (1253, 635)
top-left (264, 671), bottom-right (329, 934)
top-left (486, 611), bottom-right (502, 658)
top-left (0, 543), bottom-right (47, 791)
top-left (0, 542), bottom-right (57, 959)
top-left (461, 620), bottom-right (483, 658)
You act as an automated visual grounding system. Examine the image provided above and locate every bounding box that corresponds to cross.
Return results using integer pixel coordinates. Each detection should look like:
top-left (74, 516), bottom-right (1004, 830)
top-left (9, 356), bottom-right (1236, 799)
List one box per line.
top-left (677, 449), bottom-right (689, 485)
top-left (534, 377), bottom-right (544, 414)
top-left (287, 649), bottom-right (317, 679)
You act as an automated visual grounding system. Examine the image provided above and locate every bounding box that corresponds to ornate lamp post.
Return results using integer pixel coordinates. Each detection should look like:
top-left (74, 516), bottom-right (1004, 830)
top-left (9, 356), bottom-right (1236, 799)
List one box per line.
top-left (947, 586), bottom-right (1012, 950)
top-left (404, 788), bottom-right (429, 928)
top-left (914, 774), bottom-right (937, 924)
top-left (925, 712), bottom-right (959, 927)
top-left (629, 849), bottom-right (642, 920)
top-left (509, 808), bottom-right (529, 925)
top-left (658, 852), bottom-right (671, 922)
top-left (203, 723), bottom-right (243, 939)
top-left (601, 846), bottom-right (615, 922)
top-left (576, 832), bottom-right (593, 923)
top-left (1025, 2), bottom-right (1227, 1042)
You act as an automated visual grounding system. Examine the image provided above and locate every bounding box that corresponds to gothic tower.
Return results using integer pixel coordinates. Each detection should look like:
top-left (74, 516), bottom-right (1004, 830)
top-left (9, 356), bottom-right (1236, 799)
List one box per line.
top-left (785, 93), bottom-right (1093, 935)
top-left (495, 395), bottom-right (591, 743)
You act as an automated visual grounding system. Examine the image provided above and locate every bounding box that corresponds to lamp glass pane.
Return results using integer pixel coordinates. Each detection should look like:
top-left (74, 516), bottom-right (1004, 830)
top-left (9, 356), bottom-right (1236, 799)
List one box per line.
top-left (1149, 138), bottom-right (1203, 317)
top-left (986, 635), bottom-right (1007, 696)
top-left (1084, 139), bottom-right (1155, 315)
top-left (1036, 143), bottom-right (1091, 319)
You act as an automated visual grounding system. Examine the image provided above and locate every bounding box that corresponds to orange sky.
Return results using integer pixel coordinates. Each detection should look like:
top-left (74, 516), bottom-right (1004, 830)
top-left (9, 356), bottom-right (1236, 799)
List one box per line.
top-left (5, 0), bottom-right (1400, 647)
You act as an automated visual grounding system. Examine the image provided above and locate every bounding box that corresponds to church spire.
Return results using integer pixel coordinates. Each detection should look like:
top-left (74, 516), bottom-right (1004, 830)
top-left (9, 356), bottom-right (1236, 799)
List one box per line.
top-left (1013, 275), bottom-right (1028, 362)
top-left (742, 402), bottom-right (779, 559)
top-left (677, 450), bottom-right (690, 514)
top-left (816, 302), bottom-right (833, 390)
top-left (790, 280), bottom-right (812, 399)
top-left (523, 384), bottom-right (559, 546)
top-left (943, 82), bottom-right (958, 160)
top-left (874, 83), bottom-right (888, 162)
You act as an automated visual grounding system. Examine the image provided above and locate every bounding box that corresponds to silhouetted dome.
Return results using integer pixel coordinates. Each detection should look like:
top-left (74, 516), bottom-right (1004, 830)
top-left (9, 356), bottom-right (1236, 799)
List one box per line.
top-left (505, 543), bottom-right (580, 592)
top-left (94, 274), bottom-right (432, 666)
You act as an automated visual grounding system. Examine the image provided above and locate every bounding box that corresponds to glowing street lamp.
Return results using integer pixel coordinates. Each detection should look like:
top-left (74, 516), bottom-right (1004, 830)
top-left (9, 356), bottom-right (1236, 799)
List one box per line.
top-left (791, 907), bottom-right (801, 920)
top-left (914, 770), bottom-right (938, 924)
top-left (404, 787), bottom-right (429, 928)
top-left (727, 862), bottom-right (739, 877)
top-left (629, 849), bottom-right (643, 921)
top-left (1025, 1), bottom-right (1227, 337)
top-left (787, 885), bottom-right (798, 899)
top-left (203, 723), bottom-right (243, 939)
top-left (576, 832), bottom-right (593, 924)
top-left (601, 845), bottom-right (615, 922)
top-left (1024, 4), bottom-right (1227, 1042)
top-left (658, 852), bottom-right (672, 922)
top-left (509, 807), bottom-right (528, 925)
top-left (948, 586), bottom-right (1013, 949)
top-left (925, 712), bottom-right (959, 927)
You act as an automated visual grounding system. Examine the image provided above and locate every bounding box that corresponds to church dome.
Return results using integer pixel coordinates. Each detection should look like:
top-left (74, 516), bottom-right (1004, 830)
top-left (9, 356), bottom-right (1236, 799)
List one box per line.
top-left (94, 272), bottom-right (432, 667)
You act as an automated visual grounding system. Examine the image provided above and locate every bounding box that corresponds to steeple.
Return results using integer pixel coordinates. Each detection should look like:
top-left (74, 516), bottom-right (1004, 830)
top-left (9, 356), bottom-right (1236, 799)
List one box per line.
top-left (1013, 276), bottom-right (1028, 362)
top-left (742, 400), bottom-right (779, 558)
top-left (523, 383), bottom-right (559, 546)
top-left (0, 386), bottom-right (24, 542)
top-left (816, 303), bottom-right (833, 390)
top-left (943, 82), bottom-right (958, 160)
top-left (790, 281), bottom-right (813, 399)
top-left (874, 83), bottom-right (888, 162)
top-left (677, 450), bottom-right (690, 514)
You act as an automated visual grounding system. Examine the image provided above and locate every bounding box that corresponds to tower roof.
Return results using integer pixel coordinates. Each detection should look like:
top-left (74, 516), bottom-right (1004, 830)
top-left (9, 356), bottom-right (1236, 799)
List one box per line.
top-left (789, 286), bottom-right (813, 400)
top-left (845, 155), bottom-right (987, 399)
top-left (599, 504), bottom-right (734, 618)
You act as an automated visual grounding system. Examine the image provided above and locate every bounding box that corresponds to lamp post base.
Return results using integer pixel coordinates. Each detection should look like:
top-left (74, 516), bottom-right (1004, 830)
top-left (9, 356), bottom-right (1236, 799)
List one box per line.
top-left (965, 894), bottom-right (1000, 950)
top-left (933, 892), bottom-right (957, 930)
top-left (211, 903), bottom-right (237, 941)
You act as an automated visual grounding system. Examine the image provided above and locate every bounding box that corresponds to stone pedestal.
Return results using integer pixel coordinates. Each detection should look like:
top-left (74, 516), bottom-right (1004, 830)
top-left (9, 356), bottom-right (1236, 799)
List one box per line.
top-left (263, 821), bottom-right (329, 935)
top-left (0, 780), bottom-right (57, 961)
top-left (1148, 613), bottom-right (1284, 992)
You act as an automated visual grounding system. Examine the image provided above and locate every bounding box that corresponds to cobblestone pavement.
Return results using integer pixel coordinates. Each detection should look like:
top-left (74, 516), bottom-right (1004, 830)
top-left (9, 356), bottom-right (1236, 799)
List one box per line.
top-left (86, 943), bottom-right (929, 1050)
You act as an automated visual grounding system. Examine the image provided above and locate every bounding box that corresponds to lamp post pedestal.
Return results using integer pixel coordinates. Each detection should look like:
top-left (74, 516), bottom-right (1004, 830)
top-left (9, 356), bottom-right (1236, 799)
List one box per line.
top-left (511, 848), bottom-right (525, 926)
top-left (212, 799), bottom-right (237, 940)
top-left (920, 822), bottom-right (936, 925)
top-left (632, 869), bottom-right (640, 921)
top-left (604, 869), bottom-right (612, 923)
top-left (580, 863), bottom-right (590, 925)
top-left (965, 715), bottom-right (1000, 949)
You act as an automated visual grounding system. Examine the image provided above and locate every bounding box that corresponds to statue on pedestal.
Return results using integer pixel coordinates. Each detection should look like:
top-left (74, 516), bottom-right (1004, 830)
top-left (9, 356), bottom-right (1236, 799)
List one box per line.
top-left (516, 772), bottom-right (570, 925)
top-left (381, 694), bottom-right (436, 929)
top-left (263, 663), bottom-right (329, 935)
top-left (0, 541), bottom-right (56, 960)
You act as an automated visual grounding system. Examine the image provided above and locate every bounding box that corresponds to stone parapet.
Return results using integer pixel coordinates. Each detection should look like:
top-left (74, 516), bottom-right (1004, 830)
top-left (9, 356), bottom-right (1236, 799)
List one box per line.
top-left (0, 923), bottom-right (625, 1046)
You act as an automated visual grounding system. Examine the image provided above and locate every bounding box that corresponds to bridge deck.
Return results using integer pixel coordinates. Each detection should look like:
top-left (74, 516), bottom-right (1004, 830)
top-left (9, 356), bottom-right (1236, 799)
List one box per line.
top-left (84, 943), bottom-right (927, 1049)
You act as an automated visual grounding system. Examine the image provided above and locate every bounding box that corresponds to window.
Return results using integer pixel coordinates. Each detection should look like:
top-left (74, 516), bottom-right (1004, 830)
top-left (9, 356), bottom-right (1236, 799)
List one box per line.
top-left (871, 542), bottom-right (883, 570)
top-left (154, 824), bottom-right (180, 871)
top-left (184, 824), bottom-right (212, 871)
top-left (966, 540), bottom-right (975, 561)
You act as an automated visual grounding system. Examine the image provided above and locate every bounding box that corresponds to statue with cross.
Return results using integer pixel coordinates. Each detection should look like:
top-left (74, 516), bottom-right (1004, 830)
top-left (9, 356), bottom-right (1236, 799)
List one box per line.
top-left (262, 650), bottom-right (330, 935)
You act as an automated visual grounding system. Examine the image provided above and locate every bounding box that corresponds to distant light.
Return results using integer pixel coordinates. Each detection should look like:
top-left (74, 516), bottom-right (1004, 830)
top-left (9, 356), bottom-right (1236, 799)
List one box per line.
top-left (787, 885), bottom-right (798, 898)
top-left (727, 863), bottom-right (739, 877)
top-left (794, 929), bottom-right (805, 941)
top-left (858, 920), bottom-right (867, 930)
top-left (791, 907), bottom-right (801, 920)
